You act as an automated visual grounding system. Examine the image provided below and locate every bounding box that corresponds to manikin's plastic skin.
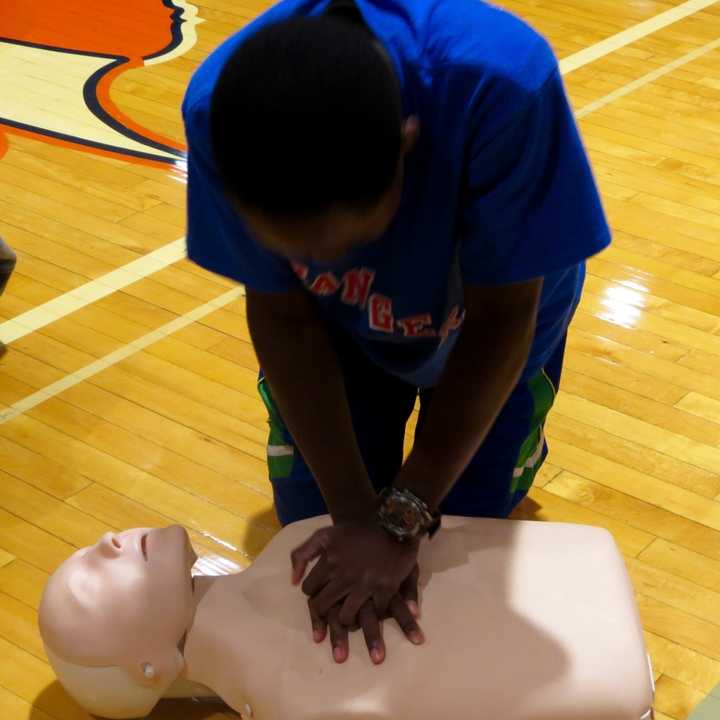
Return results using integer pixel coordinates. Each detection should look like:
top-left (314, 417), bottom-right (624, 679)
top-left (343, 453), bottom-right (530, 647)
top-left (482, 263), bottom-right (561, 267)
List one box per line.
top-left (39, 516), bottom-right (654, 720)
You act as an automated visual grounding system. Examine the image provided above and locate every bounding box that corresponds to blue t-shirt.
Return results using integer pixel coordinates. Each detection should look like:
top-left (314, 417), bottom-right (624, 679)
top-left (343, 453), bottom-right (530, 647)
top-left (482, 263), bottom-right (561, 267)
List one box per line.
top-left (183, 0), bottom-right (610, 388)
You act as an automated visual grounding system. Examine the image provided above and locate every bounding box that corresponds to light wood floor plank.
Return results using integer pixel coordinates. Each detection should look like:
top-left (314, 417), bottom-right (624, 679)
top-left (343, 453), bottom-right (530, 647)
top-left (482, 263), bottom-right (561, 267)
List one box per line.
top-left (0, 416), bottom-right (273, 557)
top-left (560, 370), bottom-right (720, 448)
top-left (0, 509), bottom-right (75, 574)
top-left (640, 539), bottom-right (720, 595)
top-left (0, 636), bottom-right (88, 720)
top-left (0, 469), bottom-right (107, 550)
top-left (654, 674), bottom-right (708, 720)
top-left (645, 631), bottom-right (720, 698)
top-left (0, 561), bottom-right (48, 610)
top-left (544, 473), bottom-right (720, 562)
top-left (553, 392), bottom-right (720, 477)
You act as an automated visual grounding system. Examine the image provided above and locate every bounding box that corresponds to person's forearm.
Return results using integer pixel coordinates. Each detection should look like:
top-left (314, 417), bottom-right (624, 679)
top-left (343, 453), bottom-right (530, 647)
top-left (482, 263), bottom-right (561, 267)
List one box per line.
top-left (396, 310), bottom-right (536, 510)
top-left (247, 297), bottom-right (377, 523)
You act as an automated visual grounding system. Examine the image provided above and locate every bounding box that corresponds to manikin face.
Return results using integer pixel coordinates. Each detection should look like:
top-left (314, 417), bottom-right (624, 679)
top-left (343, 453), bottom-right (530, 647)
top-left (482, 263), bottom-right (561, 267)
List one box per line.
top-left (40, 526), bottom-right (197, 678)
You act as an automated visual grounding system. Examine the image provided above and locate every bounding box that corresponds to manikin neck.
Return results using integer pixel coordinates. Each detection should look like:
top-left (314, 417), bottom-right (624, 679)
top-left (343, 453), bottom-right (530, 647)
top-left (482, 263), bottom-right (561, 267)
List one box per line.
top-left (163, 575), bottom-right (219, 698)
top-left (166, 575), bottom-right (226, 699)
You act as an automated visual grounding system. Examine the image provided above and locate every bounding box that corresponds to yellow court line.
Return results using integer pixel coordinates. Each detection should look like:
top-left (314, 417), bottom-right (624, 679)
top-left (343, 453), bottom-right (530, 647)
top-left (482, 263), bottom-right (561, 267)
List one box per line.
top-left (0, 0), bottom-right (716, 348)
top-left (0, 239), bottom-right (186, 344)
top-left (0, 288), bottom-right (243, 425)
top-left (575, 38), bottom-right (720, 119)
top-left (558, 0), bottom-right (719, 74)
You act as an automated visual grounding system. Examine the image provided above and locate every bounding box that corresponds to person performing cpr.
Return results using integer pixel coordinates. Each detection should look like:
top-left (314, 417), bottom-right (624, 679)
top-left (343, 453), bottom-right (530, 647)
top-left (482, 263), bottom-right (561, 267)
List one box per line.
top-left (183, 0), bottom-right (610, 665)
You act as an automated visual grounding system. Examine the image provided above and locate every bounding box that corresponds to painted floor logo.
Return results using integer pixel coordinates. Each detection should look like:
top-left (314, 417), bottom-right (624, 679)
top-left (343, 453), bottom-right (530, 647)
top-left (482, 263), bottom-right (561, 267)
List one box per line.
top-left (0, 0), bottom-right (202, 167)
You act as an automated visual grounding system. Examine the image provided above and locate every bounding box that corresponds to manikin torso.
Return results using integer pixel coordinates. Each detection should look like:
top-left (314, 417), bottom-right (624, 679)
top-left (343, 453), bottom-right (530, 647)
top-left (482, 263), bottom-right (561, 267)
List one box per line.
top-left (177, 516), bottom-right (652, 720)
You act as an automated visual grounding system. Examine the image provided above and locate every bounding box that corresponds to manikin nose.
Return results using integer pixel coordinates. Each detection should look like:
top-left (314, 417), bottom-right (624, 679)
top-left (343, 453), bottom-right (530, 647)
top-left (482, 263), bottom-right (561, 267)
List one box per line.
top-left (98, 532), bottom-right (122, 558)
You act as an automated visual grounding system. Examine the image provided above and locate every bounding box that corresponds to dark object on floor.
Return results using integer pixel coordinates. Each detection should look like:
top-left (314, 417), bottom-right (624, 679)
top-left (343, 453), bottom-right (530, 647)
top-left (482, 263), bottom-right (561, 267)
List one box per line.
top-left (0, 237), bottom-right (16, 296)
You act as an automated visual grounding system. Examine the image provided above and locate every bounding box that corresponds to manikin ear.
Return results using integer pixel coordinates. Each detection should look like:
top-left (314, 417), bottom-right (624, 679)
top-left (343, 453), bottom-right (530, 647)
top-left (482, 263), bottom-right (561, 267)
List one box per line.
top-left (126, 647), bottom-right (185, 690)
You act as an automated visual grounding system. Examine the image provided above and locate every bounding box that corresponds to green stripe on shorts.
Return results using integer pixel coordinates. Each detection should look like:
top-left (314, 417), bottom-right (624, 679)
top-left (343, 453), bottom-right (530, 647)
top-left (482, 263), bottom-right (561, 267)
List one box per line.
top-left (257, 377), bottom-right (295, 480)
top-left (510, 369), bottom-right (556, 494)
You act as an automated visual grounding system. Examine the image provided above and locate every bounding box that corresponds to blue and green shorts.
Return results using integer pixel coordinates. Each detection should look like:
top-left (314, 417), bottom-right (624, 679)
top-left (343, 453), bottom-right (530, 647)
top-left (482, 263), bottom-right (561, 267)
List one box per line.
top-left (258, 333), bottom-right (564, 527)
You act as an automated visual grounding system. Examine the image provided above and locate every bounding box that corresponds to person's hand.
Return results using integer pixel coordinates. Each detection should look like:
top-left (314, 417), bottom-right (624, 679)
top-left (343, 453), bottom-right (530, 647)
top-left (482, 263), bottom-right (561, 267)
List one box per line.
top-left (292, 522), bottom-right (420, 621)
top-left (290, 523), bottom-right (425, 663)
top-left (313, 567), bottom-right (423, 664)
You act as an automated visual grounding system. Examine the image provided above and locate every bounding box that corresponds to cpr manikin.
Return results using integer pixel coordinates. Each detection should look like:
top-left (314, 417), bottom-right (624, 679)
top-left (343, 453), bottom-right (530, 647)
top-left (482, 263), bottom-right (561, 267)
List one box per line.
top-left (39, 516), bottom-right (655, 720)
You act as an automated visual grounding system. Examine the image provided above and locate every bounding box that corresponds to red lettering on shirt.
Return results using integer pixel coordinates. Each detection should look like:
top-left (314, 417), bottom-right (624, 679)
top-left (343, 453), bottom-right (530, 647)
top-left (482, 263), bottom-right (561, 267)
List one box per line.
top-left (368, 294), bottom-right (394, 333)
top-left (291, 262), bottom-right (460, 348)
top-left (396, 314), bottom-right (436, 338)
top-left (341, 268), bottom-right (375, 308)
top-left (291, 261), bottom-right (309, 281)
top-left (439, 305), bottom-right (465, 343)
top-left (309, 272), bottom-right (341, 296)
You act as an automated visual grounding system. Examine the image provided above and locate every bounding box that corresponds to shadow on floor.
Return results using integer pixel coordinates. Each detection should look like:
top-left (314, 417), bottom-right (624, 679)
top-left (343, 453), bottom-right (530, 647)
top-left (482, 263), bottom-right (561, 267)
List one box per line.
top-left (510, 494), bottom-right (543, 522)
top-left (243, 506), bottom-right (283, 559)
top-left (31, 682), bottom-right (240, 720)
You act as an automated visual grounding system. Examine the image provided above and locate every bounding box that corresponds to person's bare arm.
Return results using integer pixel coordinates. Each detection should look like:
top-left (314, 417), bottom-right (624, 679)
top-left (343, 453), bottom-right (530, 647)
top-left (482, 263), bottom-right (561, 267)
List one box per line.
top-left (246, 287), bottom-right (377, 523)
top-left (396, 277), bottom-right (544, 507)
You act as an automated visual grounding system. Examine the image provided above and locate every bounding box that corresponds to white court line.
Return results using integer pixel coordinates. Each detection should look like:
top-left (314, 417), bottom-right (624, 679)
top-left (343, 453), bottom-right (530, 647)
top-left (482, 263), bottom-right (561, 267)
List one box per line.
top-left (575, 37), bottom-right (720, 118)
top-left (558, 0), bottom-right (719, 74)
top-left (0, 0), bottom-right (716, 347)
top-left (0, 239), bottom-right (186, 344)
top-left (3, 28), bottom-right (712, 423)
top-left (0, 287), bottom-right (243, 424)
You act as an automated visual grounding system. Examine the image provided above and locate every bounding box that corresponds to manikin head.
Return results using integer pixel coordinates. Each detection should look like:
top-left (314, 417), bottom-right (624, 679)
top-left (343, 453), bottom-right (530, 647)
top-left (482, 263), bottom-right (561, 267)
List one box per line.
top-left (39, 526), bottom-right (198, 719)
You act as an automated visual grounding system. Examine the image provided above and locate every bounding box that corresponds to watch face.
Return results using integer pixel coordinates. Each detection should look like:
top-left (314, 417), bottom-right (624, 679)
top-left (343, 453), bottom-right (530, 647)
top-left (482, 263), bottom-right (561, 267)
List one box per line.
top-left (387, 496), bottom-right (422, 532)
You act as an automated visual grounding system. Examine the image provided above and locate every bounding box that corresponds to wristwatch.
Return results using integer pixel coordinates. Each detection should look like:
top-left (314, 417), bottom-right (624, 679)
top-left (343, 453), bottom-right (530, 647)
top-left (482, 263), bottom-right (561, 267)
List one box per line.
top-left (377, 487), bottom-right (442, 542)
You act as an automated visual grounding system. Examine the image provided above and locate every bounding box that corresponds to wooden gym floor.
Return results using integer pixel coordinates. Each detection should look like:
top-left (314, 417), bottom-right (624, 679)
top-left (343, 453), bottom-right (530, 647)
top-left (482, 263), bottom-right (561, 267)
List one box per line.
top-left (1, 1), bottom-right (720, 718)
